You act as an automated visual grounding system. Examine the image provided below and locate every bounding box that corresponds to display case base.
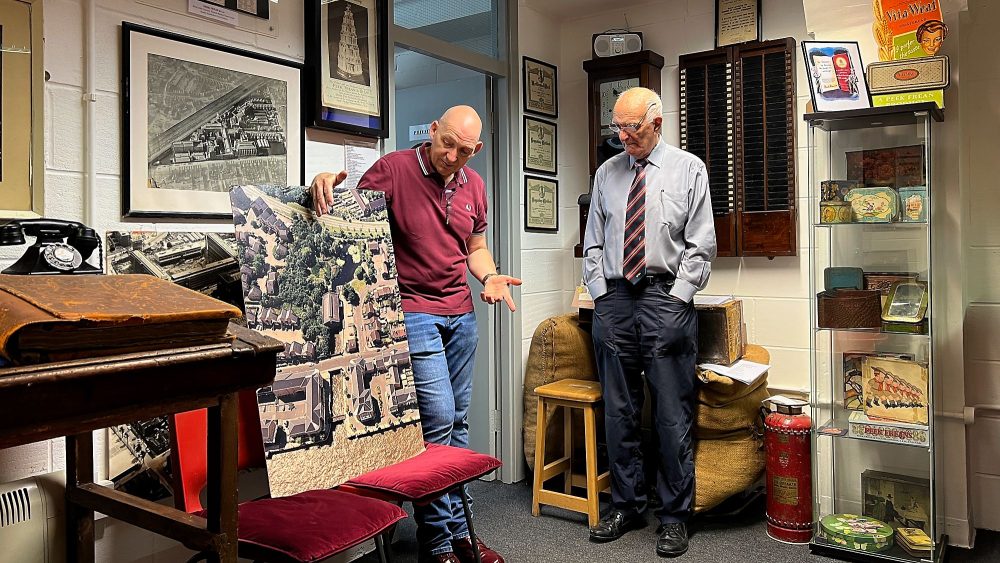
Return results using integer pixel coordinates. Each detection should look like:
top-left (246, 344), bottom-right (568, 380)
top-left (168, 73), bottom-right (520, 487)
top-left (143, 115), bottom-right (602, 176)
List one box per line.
top-left (810, 534), bottom-right (949, 563)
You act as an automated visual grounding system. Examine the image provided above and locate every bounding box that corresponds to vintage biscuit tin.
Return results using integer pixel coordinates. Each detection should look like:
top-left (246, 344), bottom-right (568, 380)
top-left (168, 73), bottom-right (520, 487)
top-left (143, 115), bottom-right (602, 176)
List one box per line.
top-left (820, 201), bottom-right (853, 224)
top-left (867, 56), bottom-right (949, 95)
top-left (818, 514), bottom-right (894, 553)
top-left (898, 186), bottom-right (927, 223)
top-left (846, 187), bottom-right (899, 223)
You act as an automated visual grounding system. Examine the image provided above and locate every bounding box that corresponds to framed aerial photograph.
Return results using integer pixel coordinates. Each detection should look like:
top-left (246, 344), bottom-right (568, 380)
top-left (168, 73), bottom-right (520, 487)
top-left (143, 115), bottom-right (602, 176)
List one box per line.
top-left (523, 56), bottom-right (558, 117)
top-left (801, 41), bottom-right (871, 112)
top-left (716, 0), bottom-right (761, 47)
top-left (121, 22), bottom-right (302, 220)
top-left (305, 0), bottom-right (389, 138)
top-left (524, 175), bottom-right (558, 232)
top-left (523, 116), bottom-right (557, 175)
top-left (0, 0), bottom-right (44, 219)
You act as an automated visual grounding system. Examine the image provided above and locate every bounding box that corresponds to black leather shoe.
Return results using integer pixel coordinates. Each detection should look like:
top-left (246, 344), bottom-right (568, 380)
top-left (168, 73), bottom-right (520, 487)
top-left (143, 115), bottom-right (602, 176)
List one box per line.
top-left (656, 522), bottom-right (689, 557)
top-left (589, 509), bottom-right (647, 543)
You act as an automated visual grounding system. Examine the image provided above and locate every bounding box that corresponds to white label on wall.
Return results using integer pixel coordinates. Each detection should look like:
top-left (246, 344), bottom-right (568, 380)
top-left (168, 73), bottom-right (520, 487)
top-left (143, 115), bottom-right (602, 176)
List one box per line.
top-left (409, 123), bottom-right (431, 142)
top-left (188, 0), bottom-right (239, 26)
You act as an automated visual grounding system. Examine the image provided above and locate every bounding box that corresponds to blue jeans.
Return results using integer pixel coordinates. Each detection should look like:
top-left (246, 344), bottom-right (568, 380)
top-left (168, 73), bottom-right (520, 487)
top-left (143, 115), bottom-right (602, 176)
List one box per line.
top-left (404, 312), bottom-right (478, 556)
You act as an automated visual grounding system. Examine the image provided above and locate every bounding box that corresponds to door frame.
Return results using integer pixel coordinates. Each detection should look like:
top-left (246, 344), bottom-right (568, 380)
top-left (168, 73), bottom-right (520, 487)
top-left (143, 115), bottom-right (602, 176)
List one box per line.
top-left (386, 0), bottom-right (523, 484)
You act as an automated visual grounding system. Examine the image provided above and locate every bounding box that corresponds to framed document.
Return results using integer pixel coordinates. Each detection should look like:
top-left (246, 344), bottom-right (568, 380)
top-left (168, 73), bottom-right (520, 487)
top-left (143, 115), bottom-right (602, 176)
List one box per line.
top-left (524, 176), bottom-right (558, 232)
top-left (523, 56), bottom-right (558, 117)
top-left (523, 116), bottom-right (557, 175)
top-left (716, 0), bottom-right (760, 47)
top-left (0, 0), bottom-right (44, 218)
top-left (306, 0), bottom-right (389, 138)
top-left (802, 41), bottom-right (872, 112)
top-left (122, 23), bottom-right (303, 219)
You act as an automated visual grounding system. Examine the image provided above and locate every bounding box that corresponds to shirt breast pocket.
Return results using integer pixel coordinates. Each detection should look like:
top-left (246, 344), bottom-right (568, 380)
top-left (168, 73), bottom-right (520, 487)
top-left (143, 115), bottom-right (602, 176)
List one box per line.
top-left (659, 189), bottom-right (688, 235)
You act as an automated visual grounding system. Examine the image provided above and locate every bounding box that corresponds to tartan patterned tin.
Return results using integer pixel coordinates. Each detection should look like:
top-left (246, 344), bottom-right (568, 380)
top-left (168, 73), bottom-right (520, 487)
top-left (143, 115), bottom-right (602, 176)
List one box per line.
top-left (818, 514), bottom-right (894, 552)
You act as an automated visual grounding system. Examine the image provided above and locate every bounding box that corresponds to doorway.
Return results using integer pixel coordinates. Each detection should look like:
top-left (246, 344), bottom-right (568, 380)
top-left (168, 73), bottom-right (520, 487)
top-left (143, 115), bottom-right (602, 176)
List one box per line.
top-left (393, 47), bottom-right (498, 458)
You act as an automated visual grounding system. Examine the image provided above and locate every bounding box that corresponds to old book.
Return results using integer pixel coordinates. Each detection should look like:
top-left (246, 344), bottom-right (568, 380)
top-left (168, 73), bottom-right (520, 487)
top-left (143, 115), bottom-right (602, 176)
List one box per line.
top-left (0, 274), bottom-right (241, 364)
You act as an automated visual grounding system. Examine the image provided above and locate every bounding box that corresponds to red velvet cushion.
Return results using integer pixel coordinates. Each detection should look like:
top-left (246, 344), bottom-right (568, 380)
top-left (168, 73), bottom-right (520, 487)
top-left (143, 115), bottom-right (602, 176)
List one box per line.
top-left (344, 443), bottom-right (502, 503)
top-left (199, 490), bottom-right (406, 562)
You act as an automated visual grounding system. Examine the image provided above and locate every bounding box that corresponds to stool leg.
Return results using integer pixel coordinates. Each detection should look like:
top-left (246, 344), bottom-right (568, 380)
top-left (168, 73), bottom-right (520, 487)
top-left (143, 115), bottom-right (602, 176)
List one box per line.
top-left (459, 486), bottom-right (482, 563)
top-left (563, 406), bottom-right (573, 494)
top-left (531, 395), bottom-right (547, 517)
top-left (583, 405), bottom-right (601, 528)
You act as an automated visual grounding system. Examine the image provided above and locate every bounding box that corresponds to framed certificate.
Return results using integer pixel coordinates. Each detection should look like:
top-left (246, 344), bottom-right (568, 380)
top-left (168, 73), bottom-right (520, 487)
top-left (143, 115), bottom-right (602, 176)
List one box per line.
top-left (524, 176), bottom-right (558, 232)
top-left (523, 116), bottom-right (557, 175)
top-left (523, 56), bottom-right (558, 117)
top-left (716, 0), bottom-right (760, 47)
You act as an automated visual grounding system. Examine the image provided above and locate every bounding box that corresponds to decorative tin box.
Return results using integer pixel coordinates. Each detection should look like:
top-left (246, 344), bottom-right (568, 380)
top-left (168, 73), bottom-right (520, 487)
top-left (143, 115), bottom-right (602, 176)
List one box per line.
top-left (821, 180), bottom-right (864, 202)
top-left (820, 201), bottom-right (853, 224)
top-left (862, 356), bottom-right (929, 425)
top-left (846, 187), bottom-right (899, 223)
top-left (846, 145), bottom-right (925, 188)
top-left (861, 470), bottom-right (932, 536)
top-left (898, 186), bottom-right (927, 222)
top-left (817, 289), bottom-right (882, 329)
top-left (695, 299), bottom-right (745, 365)
top-left (824, 267), bottom-right (864, 291)
top-left (864, 272), bottom-right (919, 297)
top-left (867, 56), bottom-right (950, 95)
top-left (848, 411), bottom-right (928, 446)
top-left (818, 514), bottom-right (893, 553)
top-left (882, 281), bottom-right (928, 323)
top-left (843, 350), bottom-right (915, 411)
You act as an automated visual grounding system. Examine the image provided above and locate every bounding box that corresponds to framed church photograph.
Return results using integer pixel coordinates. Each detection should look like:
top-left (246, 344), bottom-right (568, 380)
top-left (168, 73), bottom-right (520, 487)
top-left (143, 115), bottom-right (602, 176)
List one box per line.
top-left (306, 0), bottom-right (389, 138)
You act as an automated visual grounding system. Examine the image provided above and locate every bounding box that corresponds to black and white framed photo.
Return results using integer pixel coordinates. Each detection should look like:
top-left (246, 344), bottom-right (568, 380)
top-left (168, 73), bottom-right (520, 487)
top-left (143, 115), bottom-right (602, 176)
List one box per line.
top-left (524, 175), bottom-right (558, 232)
top-left (801, 41), bottom-right (872, 113)
top-left (305, 0), bottom-right (389, 138)
top-left (523, 56), bottom-right (558, 118)
top-left (121, 22), bottom-right (302, 220)
top-left (715, 0), bottom-right (761, 47)
top-left (523, 116), bottom-right (557, 175)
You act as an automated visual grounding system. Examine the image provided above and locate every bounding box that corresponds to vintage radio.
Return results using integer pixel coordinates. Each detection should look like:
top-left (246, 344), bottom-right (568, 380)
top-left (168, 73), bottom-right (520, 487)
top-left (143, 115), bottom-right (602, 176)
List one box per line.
top-left (695, 299), bottom-right (746, 365)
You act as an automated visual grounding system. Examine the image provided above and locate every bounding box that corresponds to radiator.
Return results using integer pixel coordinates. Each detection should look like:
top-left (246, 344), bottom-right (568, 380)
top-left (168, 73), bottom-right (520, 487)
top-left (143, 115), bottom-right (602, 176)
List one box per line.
top-left (0, 471), bottom-right (65, 563)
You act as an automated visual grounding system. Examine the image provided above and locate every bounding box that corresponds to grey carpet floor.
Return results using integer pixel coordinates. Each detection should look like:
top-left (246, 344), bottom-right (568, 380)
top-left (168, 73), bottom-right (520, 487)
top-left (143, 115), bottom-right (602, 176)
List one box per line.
top-left (358, 480), bottom-right (1000, 563)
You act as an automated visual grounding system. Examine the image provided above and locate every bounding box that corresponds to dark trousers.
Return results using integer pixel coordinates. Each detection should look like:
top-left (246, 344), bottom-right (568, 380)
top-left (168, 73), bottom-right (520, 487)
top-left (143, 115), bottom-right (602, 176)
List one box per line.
top-left (591, 278), bottom-right (699, 524)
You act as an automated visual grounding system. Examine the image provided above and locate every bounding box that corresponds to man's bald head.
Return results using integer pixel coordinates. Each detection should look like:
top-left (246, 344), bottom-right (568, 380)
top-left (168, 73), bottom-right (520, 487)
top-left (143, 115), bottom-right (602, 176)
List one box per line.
top-left (613, 87), bottom-right (663, 159)
top-left (614, 87), bottom-right (662, 120)
top-left (428, 105), bottom-right (484, 179)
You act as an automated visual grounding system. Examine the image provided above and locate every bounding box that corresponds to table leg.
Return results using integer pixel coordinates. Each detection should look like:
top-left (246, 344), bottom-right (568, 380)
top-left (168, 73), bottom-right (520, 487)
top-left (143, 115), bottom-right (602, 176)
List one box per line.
top-left (66, 432), bottom-right (95, 563)
top-left (207, 393), bottom-right (239, 563)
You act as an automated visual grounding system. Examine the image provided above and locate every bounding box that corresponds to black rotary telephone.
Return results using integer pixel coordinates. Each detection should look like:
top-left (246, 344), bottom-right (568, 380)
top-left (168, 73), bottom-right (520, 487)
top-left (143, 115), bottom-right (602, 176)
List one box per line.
top-left (0, 219), bottom-right (102, 275)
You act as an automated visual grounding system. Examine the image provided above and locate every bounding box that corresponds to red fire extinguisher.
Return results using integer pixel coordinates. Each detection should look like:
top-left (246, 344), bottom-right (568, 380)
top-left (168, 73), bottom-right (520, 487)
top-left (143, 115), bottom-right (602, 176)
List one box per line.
top-left (762, 397), bottom-right (813, 544)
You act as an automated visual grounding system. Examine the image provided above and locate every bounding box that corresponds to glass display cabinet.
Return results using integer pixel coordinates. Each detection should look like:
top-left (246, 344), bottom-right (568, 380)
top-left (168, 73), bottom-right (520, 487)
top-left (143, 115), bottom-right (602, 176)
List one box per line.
top-left (804, 102), bottom-right (945, 562)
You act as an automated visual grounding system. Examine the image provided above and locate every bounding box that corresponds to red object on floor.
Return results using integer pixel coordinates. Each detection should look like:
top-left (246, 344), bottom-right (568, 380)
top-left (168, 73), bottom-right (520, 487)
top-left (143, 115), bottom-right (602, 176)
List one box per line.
top-left (764, 400), bottom-right (814, 544)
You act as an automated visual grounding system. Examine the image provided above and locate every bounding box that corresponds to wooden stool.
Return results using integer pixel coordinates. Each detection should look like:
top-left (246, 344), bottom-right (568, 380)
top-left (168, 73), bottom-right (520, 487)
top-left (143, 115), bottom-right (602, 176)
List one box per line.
top-left (531, 378), bottom-right (610, 527)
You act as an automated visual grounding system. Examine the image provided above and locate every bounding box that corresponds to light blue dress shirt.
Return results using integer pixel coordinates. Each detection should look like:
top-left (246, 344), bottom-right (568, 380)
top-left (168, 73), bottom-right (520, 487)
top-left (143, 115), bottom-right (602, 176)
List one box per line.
top-left (583, 137), bottom-right (717, 303)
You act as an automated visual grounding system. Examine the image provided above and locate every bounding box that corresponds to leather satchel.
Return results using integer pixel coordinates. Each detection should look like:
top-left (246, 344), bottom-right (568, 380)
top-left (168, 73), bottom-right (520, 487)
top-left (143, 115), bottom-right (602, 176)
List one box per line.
top-left (817, 289), bottom-right (882, 329)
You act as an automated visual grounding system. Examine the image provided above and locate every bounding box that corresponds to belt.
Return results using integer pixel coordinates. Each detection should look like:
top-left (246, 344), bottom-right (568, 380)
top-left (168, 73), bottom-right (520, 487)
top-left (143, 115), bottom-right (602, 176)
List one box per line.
top-left (612, 274), bottom-right (675, 286)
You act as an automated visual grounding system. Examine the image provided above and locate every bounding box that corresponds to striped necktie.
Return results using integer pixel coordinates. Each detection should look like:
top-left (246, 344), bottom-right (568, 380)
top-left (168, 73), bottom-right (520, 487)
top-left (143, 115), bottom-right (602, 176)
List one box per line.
top-left (623, 158), bottom-right (648, 284)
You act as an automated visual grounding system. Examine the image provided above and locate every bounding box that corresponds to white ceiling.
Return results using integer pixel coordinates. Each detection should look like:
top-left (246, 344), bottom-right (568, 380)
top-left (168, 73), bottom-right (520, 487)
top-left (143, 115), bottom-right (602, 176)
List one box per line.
top-left (521, 0), bottom-right (653, 21)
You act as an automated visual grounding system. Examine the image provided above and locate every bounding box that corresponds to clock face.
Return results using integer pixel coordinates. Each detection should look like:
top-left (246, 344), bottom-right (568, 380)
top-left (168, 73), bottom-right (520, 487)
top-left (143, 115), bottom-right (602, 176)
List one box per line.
top-left (599, 77), bottom-right (640, 133)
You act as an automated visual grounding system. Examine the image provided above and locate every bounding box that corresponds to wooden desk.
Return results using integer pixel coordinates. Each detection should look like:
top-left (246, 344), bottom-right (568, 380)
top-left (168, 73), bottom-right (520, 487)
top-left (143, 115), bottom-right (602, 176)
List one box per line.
top-left (0, 325), bottom-right (281, 563)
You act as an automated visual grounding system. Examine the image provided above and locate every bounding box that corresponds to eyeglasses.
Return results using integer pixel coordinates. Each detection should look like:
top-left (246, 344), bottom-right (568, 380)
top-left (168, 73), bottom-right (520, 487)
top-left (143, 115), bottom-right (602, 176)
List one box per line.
top-left (610, 102), bottom-right (657, 135)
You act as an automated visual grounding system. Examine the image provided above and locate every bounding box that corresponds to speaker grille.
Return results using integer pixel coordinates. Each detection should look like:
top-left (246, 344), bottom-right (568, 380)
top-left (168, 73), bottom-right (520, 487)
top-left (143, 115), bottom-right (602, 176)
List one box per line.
top-left (0, 487), bottom-right (31, 527)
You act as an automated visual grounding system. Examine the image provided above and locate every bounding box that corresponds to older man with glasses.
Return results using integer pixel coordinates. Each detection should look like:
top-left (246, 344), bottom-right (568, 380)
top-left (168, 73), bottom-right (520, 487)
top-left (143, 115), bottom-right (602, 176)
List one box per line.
top-left (583, 87), bottom-right (716, 557)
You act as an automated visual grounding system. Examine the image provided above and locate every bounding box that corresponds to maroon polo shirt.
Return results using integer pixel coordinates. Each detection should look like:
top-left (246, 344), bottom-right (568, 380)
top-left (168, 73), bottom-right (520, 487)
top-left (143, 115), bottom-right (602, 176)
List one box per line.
top-left (357, 143), bottom-right (488, 315)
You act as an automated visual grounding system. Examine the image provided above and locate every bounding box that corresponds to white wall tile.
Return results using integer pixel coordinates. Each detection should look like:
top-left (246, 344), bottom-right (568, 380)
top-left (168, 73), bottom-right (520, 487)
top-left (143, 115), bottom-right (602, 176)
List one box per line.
top-left (761, 345), bottom-right (811, 392)
top-left (746, 297), bottom-right (811, 349)
top-left (520, 290), bottom-right (574, 338)
top-left (49, 86), bottom-right (86, 172)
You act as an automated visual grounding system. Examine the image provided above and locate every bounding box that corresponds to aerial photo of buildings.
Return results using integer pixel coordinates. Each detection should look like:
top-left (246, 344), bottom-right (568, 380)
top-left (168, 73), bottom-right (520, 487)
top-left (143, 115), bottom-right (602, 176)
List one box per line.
top-left (230, 184), bottom-right (422, 497)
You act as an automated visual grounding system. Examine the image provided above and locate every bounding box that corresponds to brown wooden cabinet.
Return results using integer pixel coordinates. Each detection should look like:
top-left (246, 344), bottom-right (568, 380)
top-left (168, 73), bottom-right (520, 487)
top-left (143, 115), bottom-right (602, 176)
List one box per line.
top-left (681, 38), bottom-right (798, 257)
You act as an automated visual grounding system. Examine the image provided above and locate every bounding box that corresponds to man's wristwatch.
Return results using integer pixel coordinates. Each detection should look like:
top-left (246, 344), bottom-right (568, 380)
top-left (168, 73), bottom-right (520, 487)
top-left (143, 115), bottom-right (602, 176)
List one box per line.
top-left (481, 273), bottom-right (498, 285)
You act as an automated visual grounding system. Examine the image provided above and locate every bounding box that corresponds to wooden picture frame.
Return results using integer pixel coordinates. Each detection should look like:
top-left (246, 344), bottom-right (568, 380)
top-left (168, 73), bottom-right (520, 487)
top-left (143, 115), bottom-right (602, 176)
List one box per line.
top-left (523, 116), bottom-right (557, 175)
top-left (524, 175), bottom-right (558, 232)
top-left (715, 0), bottom-right (761, 48)
top-left (523, 56), bottom-right (558, 117)
top-left (305, 0), bottom-right (389, 138)
top-left (0, 0), bottom-right (44, 219)
top-left (801, 40), bottom-right (872, 112)
top-left (121, 22), bottom-right (303, 220)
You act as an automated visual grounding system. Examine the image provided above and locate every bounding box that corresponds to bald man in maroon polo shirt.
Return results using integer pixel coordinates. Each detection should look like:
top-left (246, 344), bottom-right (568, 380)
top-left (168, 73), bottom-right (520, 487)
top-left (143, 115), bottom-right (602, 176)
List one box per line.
top-left (311, 106), bottom-right (519, 563)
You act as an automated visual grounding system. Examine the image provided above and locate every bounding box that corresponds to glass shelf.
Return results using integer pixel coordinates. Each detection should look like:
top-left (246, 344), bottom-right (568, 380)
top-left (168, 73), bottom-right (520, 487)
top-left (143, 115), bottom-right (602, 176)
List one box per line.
top-left (812, 222), bottom-right (927, 229)
top-left (803, 102), bottom-right (943, 132)
top-left (811, 535), bottom-right (944, 563)
top-left (814, 325), bottom-right (929, 337)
